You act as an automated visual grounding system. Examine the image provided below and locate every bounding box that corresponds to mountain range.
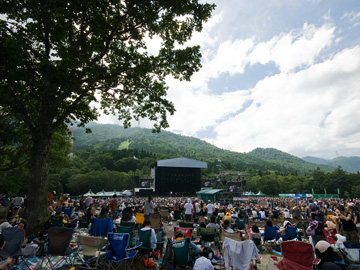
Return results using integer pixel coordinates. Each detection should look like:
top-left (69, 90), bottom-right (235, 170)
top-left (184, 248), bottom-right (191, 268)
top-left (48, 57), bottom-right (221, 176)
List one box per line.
top-left (72, 123), bottom-right (359, 174)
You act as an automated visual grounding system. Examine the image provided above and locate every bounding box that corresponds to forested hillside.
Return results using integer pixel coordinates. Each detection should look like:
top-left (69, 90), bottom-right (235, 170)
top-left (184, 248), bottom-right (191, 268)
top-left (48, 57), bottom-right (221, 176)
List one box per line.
top-left (73, 123), bottom-right (334, 174)
top-left (302, 156), bottom-right (360, 173)
top-left (5, 123), bottom-right (359, 197)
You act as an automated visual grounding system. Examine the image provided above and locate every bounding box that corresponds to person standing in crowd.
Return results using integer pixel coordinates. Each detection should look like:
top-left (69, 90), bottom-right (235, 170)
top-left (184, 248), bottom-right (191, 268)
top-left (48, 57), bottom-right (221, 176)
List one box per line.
top-left (85, 195), bottom-right (93, 208)
top-left (109, 194), bottom-right (118, 217)
top-left (184, 198), bottom-right (193, 222)
top-left (144, 196), bottom-right (154, 221)
top-left (194, 199), bottom-right (200, 221)
top-left (334, 205), bottom-right (359, 243)
top-left (206, 200), bottom-right (214, 218)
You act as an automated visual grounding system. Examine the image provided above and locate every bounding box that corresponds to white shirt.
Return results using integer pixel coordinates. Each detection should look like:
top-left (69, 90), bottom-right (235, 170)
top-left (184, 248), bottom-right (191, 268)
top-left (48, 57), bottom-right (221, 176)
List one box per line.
top-left (184, 203), bottom-right (193, 215)
top-left (195, 202), bottom-right (200, 213)
top-left (207, 204), bottom-right (214, 214)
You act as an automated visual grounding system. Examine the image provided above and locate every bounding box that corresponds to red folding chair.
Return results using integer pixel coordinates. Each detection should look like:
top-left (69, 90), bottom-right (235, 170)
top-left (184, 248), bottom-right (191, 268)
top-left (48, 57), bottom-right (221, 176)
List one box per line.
top-left (278, 241), bottom-right (318, 270)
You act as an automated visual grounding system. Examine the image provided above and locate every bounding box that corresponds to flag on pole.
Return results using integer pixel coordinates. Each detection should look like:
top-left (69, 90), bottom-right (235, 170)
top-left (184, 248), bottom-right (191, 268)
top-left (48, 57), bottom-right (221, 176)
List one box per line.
top-left (337, 188), bottom-right (340, 195)
top-left (312, 188), bottom-right (314, 194)
top-left (324, 188), bottom-right (327, 195)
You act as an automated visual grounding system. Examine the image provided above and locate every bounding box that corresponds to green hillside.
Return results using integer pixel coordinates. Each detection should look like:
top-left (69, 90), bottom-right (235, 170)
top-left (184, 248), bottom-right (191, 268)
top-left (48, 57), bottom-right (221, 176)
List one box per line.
top-left (248, 148), bottom-right (334, 173)
top-left (73, 123), bottom-right (335, 174)
top-left (302, 155), bottom-right (360, 173)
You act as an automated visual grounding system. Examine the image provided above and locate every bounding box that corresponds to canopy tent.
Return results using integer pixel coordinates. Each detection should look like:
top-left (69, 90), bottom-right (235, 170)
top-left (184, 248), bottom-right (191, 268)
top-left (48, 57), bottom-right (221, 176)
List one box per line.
top-left (83, 189), bottom-right (123, 197)
top-left (242, 191), bottom-right (257, 197)
top-left (196, 189), bottom-right (223, 202)
top-left (83, 189), bottom-right (95, 196)
top-left (256, 191), bottom-right (266, 196)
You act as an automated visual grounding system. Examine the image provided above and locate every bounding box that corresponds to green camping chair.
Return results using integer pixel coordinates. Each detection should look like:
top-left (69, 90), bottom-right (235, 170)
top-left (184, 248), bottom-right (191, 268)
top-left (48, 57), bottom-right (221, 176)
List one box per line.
top-left (197, 227), bottom-right (220, 250)
top-left (172, 238), bottom-right (191, 269)
top-left (137, 229), bottom-right (153, 259)
top-left (78, 218), bottom-right (91, 229)
top-left (117, 225), bottom-right (134, 247)
top-left (120, 221), bottom-right (136, 228)
top-left (236, 218), bottom-right (246, 230)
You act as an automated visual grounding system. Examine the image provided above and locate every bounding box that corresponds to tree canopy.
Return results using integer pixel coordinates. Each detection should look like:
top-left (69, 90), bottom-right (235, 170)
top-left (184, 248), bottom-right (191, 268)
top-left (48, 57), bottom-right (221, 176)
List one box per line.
top-left (0, 0), bottom-right (215, 230)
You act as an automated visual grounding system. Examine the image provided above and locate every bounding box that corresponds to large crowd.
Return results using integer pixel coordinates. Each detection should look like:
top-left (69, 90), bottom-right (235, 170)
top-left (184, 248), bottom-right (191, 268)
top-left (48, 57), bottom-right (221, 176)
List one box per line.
top-left (1, 192), bottom-right (360, 269)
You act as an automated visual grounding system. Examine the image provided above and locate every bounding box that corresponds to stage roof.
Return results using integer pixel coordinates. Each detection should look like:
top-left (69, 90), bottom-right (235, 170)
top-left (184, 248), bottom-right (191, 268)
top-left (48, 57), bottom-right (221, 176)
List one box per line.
top-left (157, 157), bottom-right (207, 168)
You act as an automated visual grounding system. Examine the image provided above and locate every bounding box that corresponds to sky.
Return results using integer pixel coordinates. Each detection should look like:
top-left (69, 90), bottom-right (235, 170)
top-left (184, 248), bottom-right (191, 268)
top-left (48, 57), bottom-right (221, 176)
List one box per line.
top-left (97, 0), bottom-right (360, 160)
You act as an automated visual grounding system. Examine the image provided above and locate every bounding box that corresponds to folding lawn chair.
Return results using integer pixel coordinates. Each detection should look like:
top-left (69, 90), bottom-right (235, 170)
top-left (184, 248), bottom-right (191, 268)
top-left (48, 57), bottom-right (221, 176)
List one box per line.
top-left (78, 218), bottom-right (91, 229)
top-left (149, 213), bottom-right (162, 232)
top-left (264, 225), bottom-right (279, 241)
top-left (163, 223), bottom-right (175, 240)
top-left (172, 237), bottom-right (191, 269)
top-left (236, 218), bottom-right (246, 230)
top-left (278, 241), bottom-right (318, 270)
top-left (0, 227), bottom-right (31, 269)
top-left (220, 228), bottom-right (242, 243)
top-left (281, 226), bottom-right (298, 241)
top-left (159, 209), bottom-right (169, 222)
top-left (117, 226), bottom-right (134, 247)
top-left (197, 227), bottom-right (220, 250)
top-left (120, 221), bottom-right (136, 228)
top-left (137, 229), bottom-right (152, 257)
top-left (174, 227), bottom-right (193, 240)
top-left (88, 217), bottom-right (113, 237)
top-left (62, 206), bottom-right (74, 219)
top-left (103, 233), bottom-right (138, 270)
top-left (222, 238), bottom-right (260, 270)
top-left (40, 226), bottom-right (77, 269)
top-left (76, 235), bottom-right (107, 269)
top-left (135, 212), bottom-right (144, 225)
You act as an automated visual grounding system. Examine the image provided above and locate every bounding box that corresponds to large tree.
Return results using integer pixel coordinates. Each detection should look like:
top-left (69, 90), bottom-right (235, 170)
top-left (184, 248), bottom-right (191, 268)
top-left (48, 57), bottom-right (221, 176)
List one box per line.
top-left (0, 0), bottom-right (215, 230)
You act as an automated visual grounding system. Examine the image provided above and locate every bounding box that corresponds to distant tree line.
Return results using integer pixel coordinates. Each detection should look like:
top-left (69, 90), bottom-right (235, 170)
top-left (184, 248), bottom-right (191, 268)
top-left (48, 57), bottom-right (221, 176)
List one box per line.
top-left (2, 146), bottom-right (360, 198)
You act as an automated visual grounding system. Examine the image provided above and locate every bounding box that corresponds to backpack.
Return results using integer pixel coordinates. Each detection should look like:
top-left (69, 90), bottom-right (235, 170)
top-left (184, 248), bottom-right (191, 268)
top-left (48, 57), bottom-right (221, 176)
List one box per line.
top-left (306, 220), bottom-right (319, 236)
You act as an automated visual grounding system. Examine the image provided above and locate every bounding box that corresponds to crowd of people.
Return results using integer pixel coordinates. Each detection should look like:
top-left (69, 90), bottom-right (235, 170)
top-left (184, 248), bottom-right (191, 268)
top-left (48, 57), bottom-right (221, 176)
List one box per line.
top-left (1, 192), bottom-right (360, 269)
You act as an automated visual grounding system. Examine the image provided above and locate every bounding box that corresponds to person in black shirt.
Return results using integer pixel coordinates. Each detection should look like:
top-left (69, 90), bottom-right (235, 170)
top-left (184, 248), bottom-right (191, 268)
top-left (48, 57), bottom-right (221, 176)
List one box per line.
top-left (334, 205), bottom-right (359, 243)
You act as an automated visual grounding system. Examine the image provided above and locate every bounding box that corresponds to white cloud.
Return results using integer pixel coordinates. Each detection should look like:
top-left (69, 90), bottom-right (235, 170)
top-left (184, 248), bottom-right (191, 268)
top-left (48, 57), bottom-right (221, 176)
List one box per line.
top-left (342, 11), bottom-right (360, 27)
top-left (249, 23), bottom-right (336, 72)
top-left (212, 46), bottom-right (360, 158)
top-left (95, 2), bottom-right (360, 159)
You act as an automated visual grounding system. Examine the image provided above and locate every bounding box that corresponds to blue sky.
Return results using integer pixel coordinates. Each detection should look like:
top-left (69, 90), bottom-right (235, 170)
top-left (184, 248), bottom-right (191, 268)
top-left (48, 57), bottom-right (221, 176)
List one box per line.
top-left (98, 0), bottom-right (360, 159)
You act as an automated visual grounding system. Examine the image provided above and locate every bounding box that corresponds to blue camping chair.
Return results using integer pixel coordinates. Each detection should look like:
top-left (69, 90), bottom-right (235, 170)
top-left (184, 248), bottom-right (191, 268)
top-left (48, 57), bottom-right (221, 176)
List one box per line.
top-left (281, 226), bottom-right (298, 241)
top-left (264, 225), bottom-right (279, 241)
top-left (89, 218), bottom-right (113, 237)
top-left (104, 233), bottom-right (138, 270)
top-left (0, 227), bottom-right (31, 269)
top-left (62, 206), bottom-right (74, 218)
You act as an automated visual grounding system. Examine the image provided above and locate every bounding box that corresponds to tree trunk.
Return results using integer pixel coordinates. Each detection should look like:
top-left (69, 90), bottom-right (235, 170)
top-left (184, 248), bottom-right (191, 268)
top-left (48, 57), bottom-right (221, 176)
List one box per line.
top-left (27, 128), bottom-right (52, 231)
